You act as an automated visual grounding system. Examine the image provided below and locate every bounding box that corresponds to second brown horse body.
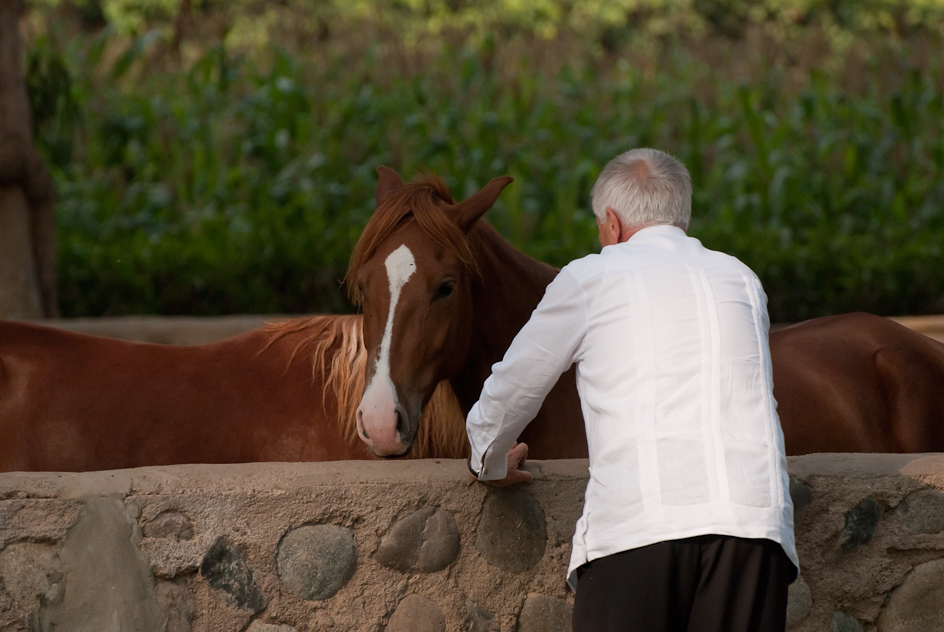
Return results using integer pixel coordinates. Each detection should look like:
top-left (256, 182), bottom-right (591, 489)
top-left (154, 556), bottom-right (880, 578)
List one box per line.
top-left (772, 312), bottom-right (944, 454)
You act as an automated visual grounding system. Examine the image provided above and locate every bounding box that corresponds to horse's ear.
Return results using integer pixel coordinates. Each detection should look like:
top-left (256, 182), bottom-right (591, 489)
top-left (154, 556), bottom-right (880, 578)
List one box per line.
top-left (450, 176), bottom-right (514, 232)
top-left (376, 166), bottom-right (404, 207)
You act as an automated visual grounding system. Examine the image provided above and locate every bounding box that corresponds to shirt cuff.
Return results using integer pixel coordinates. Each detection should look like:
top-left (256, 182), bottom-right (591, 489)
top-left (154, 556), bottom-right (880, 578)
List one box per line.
top-left (469, 443), bottom-right (509, 481)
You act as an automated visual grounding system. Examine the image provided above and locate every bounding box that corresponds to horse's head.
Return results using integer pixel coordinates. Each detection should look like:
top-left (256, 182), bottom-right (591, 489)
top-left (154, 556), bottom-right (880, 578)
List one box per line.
top-left (346, 167), bottom-right (512, 457)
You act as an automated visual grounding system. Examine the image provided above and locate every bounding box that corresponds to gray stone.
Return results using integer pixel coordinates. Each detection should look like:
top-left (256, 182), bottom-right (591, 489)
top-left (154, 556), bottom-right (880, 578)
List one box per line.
top-left (155, 581), bottom-right (195, 632)
top-left (892, 489), bottom-right (944, 535)
top-left (516, 593), bottom-right (572, 632)
top-left (277, 524), bottom-right (357, 601)
top-left (143, 511), bottom-right (195, 541)
top-left (789, 477), bottom-right (812, 524)
top-left (876, 558), bottom-right (944, 632)
top-left (476, 489), bottom-right (547, 573)
top-left (786, 575), bottom-right (812, 629)
top-left (386, 594), bottom-right (445, 632)
top-left (830, 611), bottom-right (863, 632)
top-left (374, 506), bottom-right (460, 573)
top-left (199, 537), bottom-right (265, 613)
top-left (840, 497), bottom-right (883, 552)
top-left (37, 496), bottom-right (167, 632)
top-left (465, 599), bottom-right (499, 632)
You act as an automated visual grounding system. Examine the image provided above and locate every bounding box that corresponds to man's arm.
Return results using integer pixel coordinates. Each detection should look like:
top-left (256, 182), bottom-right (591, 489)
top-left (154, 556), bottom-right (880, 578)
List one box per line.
top-left (470, 442), bottom-right (533, 487)
top-left (467, 269), bottom-right (587, 482)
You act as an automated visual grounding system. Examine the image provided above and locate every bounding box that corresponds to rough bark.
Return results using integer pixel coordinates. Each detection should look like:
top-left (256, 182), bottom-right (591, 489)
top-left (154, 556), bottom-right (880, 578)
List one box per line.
top-left (0, 0), bottom-right (58, 319)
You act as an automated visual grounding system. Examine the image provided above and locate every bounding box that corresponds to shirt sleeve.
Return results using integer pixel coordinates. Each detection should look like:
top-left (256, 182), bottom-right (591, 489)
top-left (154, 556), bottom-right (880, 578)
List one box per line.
top-left (466, 268), bottom-right (587, 480)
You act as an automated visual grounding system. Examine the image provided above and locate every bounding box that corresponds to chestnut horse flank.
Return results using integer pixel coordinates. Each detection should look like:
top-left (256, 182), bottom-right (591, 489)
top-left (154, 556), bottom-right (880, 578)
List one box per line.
top-left (0, 315), bottom-right (467, 472)
top-left (349, 167), bottom-right (944, 459)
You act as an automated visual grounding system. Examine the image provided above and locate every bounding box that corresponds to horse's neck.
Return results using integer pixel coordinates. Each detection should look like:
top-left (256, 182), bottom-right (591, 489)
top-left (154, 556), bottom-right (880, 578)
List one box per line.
top-left (451, 221), bottom-right (559, 410)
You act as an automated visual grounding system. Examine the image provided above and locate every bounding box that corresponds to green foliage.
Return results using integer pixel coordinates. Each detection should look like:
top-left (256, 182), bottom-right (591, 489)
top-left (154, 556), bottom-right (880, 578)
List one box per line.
top-left (22, 1), bottom-right (944, 320)
top-left (29, 0), bottom-right (944, 39)
top-left (25, 33), bottom-right (80, 170)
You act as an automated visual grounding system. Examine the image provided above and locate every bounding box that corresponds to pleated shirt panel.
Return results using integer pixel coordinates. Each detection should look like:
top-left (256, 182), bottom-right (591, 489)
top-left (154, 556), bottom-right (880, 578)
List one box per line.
top-left (465, 225), bottom-right (797, 591)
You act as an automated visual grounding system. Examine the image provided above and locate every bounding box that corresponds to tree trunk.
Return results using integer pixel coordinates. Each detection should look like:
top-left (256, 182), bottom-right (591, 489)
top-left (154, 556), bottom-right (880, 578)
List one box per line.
top-left (0, 0), bottom-right (58, 319)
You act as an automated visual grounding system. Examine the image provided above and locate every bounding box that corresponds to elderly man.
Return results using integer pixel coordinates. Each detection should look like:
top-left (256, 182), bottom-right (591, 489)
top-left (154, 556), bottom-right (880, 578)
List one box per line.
top-left (466, 148), bottom-right (798, 632)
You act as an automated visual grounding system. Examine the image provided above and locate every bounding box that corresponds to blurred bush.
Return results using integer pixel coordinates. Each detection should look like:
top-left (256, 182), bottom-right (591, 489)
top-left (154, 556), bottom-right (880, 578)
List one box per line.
top-left (20, 0), bottom-right (944, 320)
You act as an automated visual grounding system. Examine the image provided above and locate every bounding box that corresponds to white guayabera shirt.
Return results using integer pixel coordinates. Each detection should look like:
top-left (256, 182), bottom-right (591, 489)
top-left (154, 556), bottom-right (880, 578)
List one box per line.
top-left (466, 224), bottom-right (799, 590)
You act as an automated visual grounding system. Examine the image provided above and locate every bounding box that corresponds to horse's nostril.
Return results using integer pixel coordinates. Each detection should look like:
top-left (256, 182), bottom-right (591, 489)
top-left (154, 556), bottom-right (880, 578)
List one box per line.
top-left (357, 410), bottom-right (369, 440)
top-left (395, 408), bottom-right (405, 438)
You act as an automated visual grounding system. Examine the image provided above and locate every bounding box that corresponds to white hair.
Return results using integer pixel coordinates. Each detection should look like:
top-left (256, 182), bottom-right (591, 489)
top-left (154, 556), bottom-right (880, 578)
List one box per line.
top-left (591, 148), bottom-right (692, 231)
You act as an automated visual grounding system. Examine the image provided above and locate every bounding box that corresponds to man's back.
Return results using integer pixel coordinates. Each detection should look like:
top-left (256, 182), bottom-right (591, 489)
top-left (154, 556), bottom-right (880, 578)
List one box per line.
top-left (560, 224), bottom-right (797, 581)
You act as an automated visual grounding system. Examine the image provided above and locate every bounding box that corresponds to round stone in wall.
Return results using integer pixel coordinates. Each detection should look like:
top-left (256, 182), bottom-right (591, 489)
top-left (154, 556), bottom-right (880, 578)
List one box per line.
top-left (876, 558), bottom-right (944, 632)
top-left (840, 497), bottom-right (884, 552)
top-left (199, 537), bottom-right (266, 613)
top-left (465, 598), bottom-right (499, 632)
top-left (517, 593), bottom-right (572, 632)
top-left (155, 581), bottom-right (196, 632)
top-left (786, 575), bottom-right (812, 629)
top-left (830, 611), bottom-right (863, 632)
top-left (476, 489), bottom-right (547, 573)
top-left (789, 477), bottom-right (813, 523)
top-left (386, 594), bottom-right (445, 632)
top-left (892, 489), bottom-right (944, 535)
top-left (143, 510), bottom-right (194, 541)
top-left (277, 524), bottom-right (357, 601)
top-left (374, 506), bottom-right (460, 573)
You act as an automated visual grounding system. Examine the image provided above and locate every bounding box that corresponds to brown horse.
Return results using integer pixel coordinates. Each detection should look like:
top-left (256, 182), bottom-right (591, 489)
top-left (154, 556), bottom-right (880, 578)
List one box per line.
top-left (771, 312), bottom-right (944, 453)
top-left (0, 315), bottom-right (467, 472)
top-left (349, 167), bottom-right (944, 458)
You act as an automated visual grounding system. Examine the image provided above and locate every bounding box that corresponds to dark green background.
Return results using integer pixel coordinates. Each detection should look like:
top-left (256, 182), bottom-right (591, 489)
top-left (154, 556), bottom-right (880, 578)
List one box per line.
top-left (24, 0), bottom-right (944, 321)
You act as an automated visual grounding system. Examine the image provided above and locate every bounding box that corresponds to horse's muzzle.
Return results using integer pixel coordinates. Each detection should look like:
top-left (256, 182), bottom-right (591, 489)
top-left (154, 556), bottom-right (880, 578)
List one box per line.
top-left (356, 401), bottom-right (412, 457)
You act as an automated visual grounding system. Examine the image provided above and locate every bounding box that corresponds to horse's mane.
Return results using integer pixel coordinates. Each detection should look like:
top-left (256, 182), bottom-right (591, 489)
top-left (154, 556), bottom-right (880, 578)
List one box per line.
top-left (263, 315), bottom-right (469, 459)
top-left (345, 173), bottom-right (477, 307)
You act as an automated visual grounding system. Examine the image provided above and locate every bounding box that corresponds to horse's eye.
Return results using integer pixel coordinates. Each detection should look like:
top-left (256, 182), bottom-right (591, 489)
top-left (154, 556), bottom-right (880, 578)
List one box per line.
top-left (434, 281), bottom-right (455, 300)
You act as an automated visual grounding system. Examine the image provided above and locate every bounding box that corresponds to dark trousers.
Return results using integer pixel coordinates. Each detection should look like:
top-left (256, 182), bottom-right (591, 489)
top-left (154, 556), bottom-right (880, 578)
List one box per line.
top-left (572, 535), bottom-right (796, 632)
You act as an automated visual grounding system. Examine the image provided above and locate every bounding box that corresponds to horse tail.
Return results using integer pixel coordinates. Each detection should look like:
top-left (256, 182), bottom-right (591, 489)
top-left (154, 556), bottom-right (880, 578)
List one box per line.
top-left (263, 315), bottom-right (469, 459)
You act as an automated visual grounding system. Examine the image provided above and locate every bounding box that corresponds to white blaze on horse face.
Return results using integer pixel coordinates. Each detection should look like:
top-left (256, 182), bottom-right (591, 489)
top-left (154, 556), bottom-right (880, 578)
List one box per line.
top-left (378, 245), bottom-right (416, 378)
top-left (357, 244), bottom-right (417, 455)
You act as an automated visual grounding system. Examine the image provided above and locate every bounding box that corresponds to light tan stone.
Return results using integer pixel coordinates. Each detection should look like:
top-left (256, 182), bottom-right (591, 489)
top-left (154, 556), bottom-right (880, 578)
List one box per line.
top-left (386, 594), bottom-right (445, 632)
top-left (786, 575), bottom-right (812, 629)
top-left (876, 558), bottom-right (944, 632)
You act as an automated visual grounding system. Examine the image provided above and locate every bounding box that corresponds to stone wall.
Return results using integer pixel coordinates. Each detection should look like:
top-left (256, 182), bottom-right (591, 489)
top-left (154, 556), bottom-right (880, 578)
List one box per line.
top-left (2, 454), bottom-right (944, 632)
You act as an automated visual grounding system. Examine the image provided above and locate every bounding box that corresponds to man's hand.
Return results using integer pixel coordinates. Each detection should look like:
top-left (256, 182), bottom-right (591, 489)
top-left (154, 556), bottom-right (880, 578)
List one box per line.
top-left (479, 442), bottom-right (534, 487)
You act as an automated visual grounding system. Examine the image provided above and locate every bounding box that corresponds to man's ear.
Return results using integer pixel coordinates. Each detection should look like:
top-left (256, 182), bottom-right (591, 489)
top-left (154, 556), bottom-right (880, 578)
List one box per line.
top-left (605, 208), bottom-right (622, 244)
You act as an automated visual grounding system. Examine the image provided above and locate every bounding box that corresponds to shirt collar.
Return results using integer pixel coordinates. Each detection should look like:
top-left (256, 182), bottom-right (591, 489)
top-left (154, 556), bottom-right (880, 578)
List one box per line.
top-left (627, 224), bottom-right (687, 242)
top-left (600, 224), bottom-right (687, 253)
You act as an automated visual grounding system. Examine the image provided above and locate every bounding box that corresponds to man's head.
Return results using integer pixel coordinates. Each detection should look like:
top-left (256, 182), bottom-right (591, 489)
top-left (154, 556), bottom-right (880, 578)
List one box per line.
top-left (591, 148), bottom-right (692, 246)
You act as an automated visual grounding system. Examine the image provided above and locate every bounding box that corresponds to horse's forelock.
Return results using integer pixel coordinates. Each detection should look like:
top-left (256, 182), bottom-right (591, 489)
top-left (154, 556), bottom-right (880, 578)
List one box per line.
top-left (346, 174), bottom-right (475, 306)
